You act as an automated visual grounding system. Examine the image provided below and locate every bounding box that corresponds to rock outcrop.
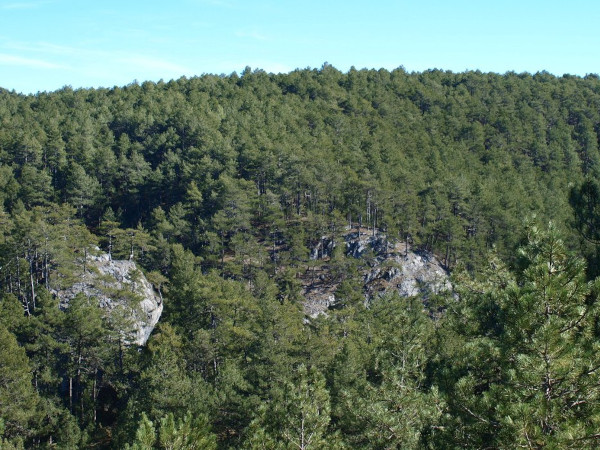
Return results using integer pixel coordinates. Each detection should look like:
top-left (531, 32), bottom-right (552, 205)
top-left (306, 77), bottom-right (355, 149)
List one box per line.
top-left (51, 251), bottom-right (163, 345)
top-left (302, 231), bottom-right (451, 317)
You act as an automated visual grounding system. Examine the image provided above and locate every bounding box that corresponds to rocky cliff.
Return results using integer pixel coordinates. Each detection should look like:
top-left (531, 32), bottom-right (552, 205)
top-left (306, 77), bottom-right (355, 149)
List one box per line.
top-left (51, 251), bottom-right (163, 345)
top-left (302, 230), bottom-right (452, 317)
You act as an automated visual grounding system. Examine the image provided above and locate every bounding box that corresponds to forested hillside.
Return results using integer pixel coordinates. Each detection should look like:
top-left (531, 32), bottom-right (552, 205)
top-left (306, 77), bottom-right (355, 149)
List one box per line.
top-left (2, 66), bottom-right (600, 448)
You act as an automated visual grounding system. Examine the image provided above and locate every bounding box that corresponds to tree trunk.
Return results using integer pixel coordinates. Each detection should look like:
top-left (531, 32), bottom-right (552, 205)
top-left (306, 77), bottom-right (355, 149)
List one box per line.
top-left (16, 255), bottom-right (30, 316)
top-left (30, 263), bottom-right (36, 311)
top-left (69, 377), bottom-right (73, 412)
top-left (92, 370), bottom-right (97, 424)
top-left (44, 246), bottom-right (49, 290)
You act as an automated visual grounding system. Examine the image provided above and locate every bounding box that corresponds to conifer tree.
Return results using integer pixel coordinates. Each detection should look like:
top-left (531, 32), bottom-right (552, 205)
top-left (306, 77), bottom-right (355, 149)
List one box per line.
top-left (245, 364), bottom-right (338, 449)
top-left (442, 223), bottom-right (600, 447)
top-left (0, 327), bottom-right (39, 441)
top-left (498, 223), bottom-right (600, 447)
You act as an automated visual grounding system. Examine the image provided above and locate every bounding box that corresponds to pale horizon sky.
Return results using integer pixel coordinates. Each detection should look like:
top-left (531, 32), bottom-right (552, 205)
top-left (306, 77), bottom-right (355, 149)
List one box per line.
top-left (1, 0), bottom-right (599, 94)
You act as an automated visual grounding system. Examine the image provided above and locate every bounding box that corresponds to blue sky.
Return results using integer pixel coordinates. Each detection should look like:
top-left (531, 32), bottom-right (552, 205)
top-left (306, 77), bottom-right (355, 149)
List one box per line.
top-left (1, 0), bottom-right (599, 94)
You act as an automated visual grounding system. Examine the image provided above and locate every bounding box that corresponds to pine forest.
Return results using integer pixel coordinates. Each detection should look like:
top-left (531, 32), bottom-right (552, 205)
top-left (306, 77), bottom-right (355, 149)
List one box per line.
top-left (2, 66), bottom-right (600, 448)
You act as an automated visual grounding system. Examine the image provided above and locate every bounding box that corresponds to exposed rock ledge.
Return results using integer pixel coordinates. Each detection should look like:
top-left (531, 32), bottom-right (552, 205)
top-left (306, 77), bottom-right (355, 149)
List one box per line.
top-left (51, 251), bottom-right (162, 345)
top-left (302, 232), bottom-right (452, 317)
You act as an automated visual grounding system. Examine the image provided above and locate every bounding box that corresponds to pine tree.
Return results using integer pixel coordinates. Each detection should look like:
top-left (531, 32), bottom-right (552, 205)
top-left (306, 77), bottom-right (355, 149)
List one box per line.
top-left (498, 223), bottom-right (600, 447)
top-left (0, 327), bottom-right (39, 441)
top-left (334, 294), bottom-right (444, 448)
top-left (125, 411), bottom-right (217, 450)
top-left (245, 364), bottom-right (339, 449)
top-left (442, 223), bottom-right (600, 447)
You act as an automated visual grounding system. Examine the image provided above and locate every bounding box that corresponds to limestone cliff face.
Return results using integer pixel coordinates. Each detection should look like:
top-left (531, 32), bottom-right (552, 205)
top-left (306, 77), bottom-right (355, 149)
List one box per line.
top-left (302, 231), bottom-right (452, 317)
top-left (51, 251), bottom-right (163, 345)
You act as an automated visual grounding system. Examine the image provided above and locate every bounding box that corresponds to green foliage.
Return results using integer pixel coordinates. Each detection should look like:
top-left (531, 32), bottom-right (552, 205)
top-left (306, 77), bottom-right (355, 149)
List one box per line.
top-left (500, 223), bottom-right (600, 446)
top-left (0, 418), bottom-right (25, 450)
top-left (570, 177), bottom-right (600, 244)
top-left (134, 324), bottom-right (211, 422)
top-left (2, 67), bottom-right (592, 272)
top-left (439, 223), bottom-right (600, 447)
top-left (127, 412), bottom-right (156, 450)
top-left (126, 411), bottom-right (216, 450)
top-left (0, 327), bottom-right (39, 441)
top-left (329, 294), bottom-right (445, 448)
top-left (245, 364), bottom-right (338, 449)
top-left (4, 68), bottom-right (600, 447)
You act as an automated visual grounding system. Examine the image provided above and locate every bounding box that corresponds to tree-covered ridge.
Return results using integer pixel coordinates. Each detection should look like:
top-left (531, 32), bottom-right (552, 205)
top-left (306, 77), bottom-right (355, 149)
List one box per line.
top-left (2, 67), bottom-right (600, 267)
top-left (2, 67), bottom-right (600, 447)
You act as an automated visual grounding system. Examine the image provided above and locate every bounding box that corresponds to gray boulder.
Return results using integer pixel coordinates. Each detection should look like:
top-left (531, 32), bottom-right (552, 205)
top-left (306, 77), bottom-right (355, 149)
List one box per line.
top-left (301, 231), bottom-right (452, 317)
top-left (52, 251), bottom-right (162, 345)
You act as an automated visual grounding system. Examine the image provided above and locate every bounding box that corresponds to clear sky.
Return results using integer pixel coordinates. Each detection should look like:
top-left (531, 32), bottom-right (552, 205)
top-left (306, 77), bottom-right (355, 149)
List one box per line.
top-left (1, 0), bottom-right (599, 94)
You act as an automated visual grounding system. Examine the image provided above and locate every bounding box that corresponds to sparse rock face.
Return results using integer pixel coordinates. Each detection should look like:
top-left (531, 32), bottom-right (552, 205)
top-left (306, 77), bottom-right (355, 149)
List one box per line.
top-left (302, 231), bottom-right (452, 317)
top-left (51, 251), bottom-right (163, 345)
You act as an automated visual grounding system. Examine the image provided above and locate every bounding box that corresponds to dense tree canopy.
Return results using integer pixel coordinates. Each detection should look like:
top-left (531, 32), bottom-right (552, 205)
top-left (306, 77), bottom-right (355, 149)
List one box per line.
top-left (2, 67), bottom-right (600, 447)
